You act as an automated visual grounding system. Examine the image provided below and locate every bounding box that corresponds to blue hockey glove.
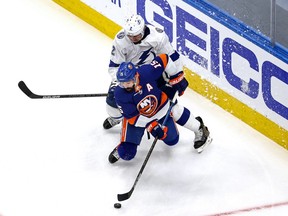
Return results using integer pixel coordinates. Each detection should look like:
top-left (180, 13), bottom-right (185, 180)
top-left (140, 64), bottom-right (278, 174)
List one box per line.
top-left (169, 72), bottom-right (188, 96)
top-left (146, 120), bottom-right (168, 140)
top-left (106, 80), bottom-right (118, 107)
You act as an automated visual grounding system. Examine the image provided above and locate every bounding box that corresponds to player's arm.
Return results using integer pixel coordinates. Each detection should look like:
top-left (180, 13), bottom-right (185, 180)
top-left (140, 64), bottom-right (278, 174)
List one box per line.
top-left (114, 89), bottom-right (140, 124)
top-left (108, 34), bottom-right (127, 81)
top-left (154, 28), bottom-right (184, 74)
top-left (155, 54), bottom-right (189, 96)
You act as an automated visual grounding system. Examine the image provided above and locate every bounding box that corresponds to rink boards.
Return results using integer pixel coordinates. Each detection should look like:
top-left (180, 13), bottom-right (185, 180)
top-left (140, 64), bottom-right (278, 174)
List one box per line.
top-left (53, 0), bottom-right (288, 149)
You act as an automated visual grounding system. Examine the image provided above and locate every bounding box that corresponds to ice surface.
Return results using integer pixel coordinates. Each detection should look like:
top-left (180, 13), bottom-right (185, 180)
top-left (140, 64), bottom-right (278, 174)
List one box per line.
top-left (1, 1), bottom-right (288, 216)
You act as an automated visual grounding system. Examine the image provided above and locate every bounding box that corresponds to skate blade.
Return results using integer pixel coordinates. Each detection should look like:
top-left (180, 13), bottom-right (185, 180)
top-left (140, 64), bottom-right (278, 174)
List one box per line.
top-left (196, 136), bottom-right (213, 153)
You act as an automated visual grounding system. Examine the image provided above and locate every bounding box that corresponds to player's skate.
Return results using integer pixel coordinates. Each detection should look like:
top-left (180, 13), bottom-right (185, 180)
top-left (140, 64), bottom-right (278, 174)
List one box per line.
top-left (194, 117), bottom-right (212, 153)
top-left (108, 147), bottom-right (120, 164)
top-left (103, 117), bottom-right (121, 129)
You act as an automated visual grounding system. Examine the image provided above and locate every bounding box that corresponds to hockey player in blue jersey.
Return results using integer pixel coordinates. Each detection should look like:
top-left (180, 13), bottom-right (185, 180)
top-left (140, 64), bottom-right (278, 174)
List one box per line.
top-left (108, 54), bottom-right (212, 163)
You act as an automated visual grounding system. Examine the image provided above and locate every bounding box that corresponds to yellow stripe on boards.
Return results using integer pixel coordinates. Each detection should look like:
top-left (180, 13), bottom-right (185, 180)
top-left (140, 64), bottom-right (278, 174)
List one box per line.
top-left (53, 0), bottom-right (288, 150)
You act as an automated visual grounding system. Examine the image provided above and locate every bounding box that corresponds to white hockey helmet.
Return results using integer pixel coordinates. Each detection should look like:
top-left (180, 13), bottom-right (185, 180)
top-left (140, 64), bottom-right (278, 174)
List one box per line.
top-left (124, 14), bottom-right (145, 37)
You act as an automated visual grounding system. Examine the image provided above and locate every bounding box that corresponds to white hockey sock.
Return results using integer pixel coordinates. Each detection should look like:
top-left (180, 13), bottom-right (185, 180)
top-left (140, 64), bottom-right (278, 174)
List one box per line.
top-left (106, 104), bottom-right (122, 119)
top-left (172, 103), bottom-right (200, 132)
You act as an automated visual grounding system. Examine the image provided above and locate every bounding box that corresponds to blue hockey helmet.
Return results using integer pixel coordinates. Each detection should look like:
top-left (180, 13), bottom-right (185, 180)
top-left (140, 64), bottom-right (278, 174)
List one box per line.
top-left (116, 62), bottom-right (137, 83)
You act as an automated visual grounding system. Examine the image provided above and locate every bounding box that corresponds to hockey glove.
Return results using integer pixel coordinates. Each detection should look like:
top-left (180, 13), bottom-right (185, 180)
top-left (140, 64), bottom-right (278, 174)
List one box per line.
top-left (106, 80), bottom-right (119, 107)
top-left (169, 71), bottom-right (188, 96)
top-left (146, 120), bottom-right (168, 140)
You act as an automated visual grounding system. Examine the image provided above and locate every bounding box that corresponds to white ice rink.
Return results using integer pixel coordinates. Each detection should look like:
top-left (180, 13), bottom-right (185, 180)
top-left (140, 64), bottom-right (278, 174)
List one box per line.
top-left (1, 1), bottom-right (288, 216)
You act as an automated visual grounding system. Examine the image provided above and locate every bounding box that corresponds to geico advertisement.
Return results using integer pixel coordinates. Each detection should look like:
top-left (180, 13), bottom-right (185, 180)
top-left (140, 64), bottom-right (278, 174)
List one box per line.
top-left (82, 0), bottom-right (288, 130)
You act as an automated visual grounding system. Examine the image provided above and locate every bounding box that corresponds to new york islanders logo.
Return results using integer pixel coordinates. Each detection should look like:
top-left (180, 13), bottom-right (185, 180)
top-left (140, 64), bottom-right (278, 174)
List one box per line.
top-left (137, 95), bottom-right (158, 117)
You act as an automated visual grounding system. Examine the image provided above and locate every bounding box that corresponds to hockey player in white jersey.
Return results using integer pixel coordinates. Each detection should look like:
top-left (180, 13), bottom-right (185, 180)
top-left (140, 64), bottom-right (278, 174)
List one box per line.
top-left (103, 14), bottom-right (212, 153)
top-left (104, 14), bottom-right (183, 129)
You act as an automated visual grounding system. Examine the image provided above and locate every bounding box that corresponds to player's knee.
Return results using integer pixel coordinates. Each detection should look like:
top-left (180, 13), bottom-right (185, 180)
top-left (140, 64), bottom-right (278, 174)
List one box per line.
top-left (106, 104), bottom-right (122, 118)
top-left (118, 142), bottom-right (138, 161)
top-left (172, 105), bottom-right (190, 125)
top-left (164, 135), bottom-right (179, 146)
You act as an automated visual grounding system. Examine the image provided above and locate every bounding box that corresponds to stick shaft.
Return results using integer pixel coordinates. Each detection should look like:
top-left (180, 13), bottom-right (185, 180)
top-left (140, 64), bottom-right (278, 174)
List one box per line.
top-left (18, 81), bottom-right (108, 99)
top-left (117, 92), bottom-right (178, 201)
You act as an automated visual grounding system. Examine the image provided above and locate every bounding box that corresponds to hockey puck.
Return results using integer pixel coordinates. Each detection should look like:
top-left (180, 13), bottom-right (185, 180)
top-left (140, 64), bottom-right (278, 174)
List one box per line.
top-left (114, 203), bottom-right (121, 209)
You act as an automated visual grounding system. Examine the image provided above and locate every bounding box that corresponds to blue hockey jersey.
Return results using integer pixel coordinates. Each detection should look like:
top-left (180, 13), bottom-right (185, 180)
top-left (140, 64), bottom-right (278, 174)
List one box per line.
top-left (114, 54), bottom-right (174, 127)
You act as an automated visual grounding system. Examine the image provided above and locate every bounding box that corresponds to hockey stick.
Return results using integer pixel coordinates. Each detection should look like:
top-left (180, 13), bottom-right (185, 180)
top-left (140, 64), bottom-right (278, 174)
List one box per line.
top-left (18, 81), bottom-right (108, 99)
top-left (117, 92), bottom-right (178, 202)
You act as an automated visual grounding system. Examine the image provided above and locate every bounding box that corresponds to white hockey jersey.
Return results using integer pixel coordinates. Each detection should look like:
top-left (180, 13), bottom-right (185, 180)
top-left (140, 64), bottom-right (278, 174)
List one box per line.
top-left (108, 24), bottom-right (183, 81)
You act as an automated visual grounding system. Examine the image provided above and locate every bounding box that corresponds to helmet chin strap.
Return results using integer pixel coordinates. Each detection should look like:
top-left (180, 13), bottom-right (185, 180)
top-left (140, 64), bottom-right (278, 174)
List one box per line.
top-left (124, 85), bottom-right (135, 92)
top-left (125, 79), bottom-right (140, 92)
top-left (132, 26), bottom-right (146, 44)
top-left (132, 35), bottom-right (143, 45)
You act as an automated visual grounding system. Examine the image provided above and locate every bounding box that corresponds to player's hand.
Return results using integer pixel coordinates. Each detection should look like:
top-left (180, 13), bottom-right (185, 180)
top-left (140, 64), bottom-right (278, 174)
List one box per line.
top-left (146, 120), bottom-right (168, 140)
top-left (106, 80), bottom-right (119, 103)
top-left (169, 72), bottom-right (188, 96)
top-left (109, 80), bottom-right (118, 93)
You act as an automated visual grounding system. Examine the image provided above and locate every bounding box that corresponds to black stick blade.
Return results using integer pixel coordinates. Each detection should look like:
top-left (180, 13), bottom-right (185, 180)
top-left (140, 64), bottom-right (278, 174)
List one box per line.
top-left (18, 80), bottom-right (108, 99)
top-left (117, 188), bottom-right (134, 201)
top-left (18, 81), bottom-right (41, 98)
